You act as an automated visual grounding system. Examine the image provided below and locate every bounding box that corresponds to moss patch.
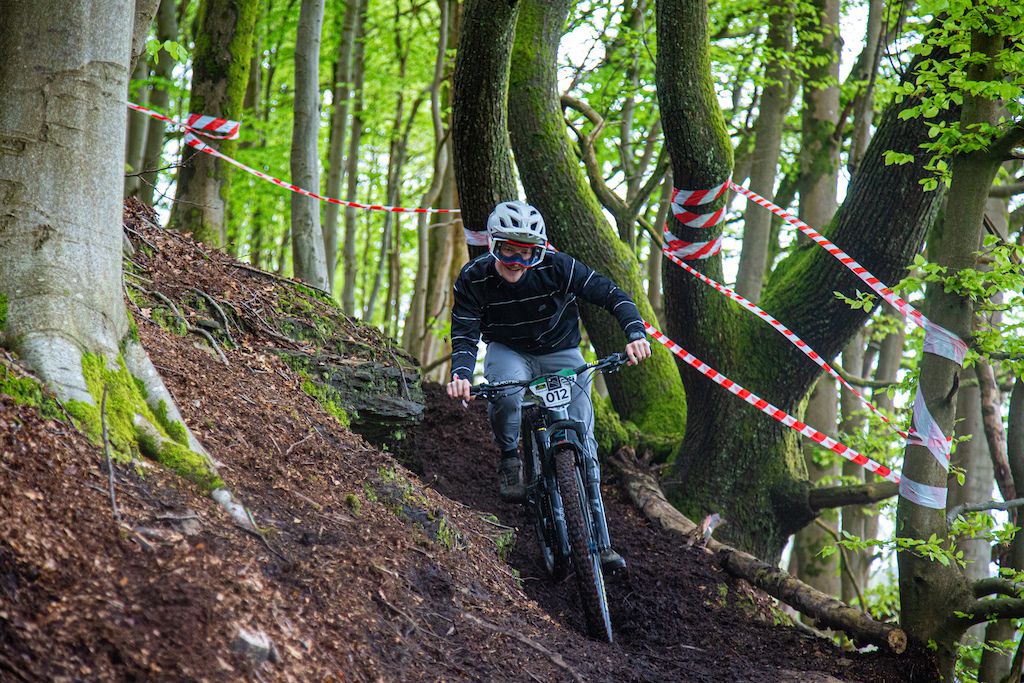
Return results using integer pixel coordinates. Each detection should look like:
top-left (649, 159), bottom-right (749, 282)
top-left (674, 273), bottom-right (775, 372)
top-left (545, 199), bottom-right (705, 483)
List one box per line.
top-left (0, 364), bottom-right (64, 421)
top-left (69, 353), bottom-right (221, 491)
top-left (0, 294), bottom-right (7, 332)
top-left (593, 395), bottom-right (683, 463)
top-left (301, 379), bottom-right (350, 428)
top-left (594, 395), bottom-right (635, 458)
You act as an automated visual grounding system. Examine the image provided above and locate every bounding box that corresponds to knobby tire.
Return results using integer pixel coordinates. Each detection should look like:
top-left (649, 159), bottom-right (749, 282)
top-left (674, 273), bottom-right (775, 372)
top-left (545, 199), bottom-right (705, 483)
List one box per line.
top-left (554, 448), bottom-right (613, 643)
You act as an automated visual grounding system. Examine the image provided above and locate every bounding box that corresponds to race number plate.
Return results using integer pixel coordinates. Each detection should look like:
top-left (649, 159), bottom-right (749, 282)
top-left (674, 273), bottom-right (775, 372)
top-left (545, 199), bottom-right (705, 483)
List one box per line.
top-left (528, 373), bottom-right (575, 408)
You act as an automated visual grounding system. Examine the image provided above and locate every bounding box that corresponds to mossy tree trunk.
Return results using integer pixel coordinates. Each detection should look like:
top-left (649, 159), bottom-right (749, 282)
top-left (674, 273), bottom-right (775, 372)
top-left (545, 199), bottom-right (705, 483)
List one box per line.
top-left (169, 0), bottom-right (258, 248)
top-left (506, 0), bottom-right (687, 436)
top-left (657, 0), bottom-right (958, 560)
top-left (451, 0), bottom-right (519, 255)
top-left (0, 0), bottom-right (215, 479)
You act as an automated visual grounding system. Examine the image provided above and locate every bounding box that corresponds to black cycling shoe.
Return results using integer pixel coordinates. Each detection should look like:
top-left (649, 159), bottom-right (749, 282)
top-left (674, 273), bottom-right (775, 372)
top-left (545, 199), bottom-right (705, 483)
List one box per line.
top-left (498, 457), bottom-right (526, 503)
top-left (600, 548), bottom-right (627, 573)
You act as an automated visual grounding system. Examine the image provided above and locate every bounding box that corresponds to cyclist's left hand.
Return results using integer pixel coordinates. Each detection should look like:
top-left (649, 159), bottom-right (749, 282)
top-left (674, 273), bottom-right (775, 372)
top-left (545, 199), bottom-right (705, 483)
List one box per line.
top-left (625, 339), bottom-right (652, 366)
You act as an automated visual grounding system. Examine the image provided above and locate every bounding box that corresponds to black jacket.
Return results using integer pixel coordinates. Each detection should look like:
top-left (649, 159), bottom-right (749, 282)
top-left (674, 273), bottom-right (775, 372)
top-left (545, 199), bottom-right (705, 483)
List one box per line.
top-left (450, 250), bottom-right (646, 380)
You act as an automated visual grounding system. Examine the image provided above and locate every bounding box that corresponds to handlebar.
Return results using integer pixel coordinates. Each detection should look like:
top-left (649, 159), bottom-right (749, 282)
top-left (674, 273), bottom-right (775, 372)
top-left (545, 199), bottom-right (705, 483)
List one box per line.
top-left (468, 352), bottom-right (630, 400)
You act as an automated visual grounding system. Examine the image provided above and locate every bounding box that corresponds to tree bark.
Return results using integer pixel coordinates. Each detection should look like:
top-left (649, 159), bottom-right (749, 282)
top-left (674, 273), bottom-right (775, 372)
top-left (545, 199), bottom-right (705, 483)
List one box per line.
top-left (323, 0), bottom-right (361, 294)
top-left (896, 26), bottom-right (1024, 679)
top-left (139, 0), bottom-right (181, 207)
top-left (611, 448), bottom-right (906, 653)
top-left (507, 0), bottom-right (687, 436)
top-left (451, 0), bottom-right (519, 252)
top-left (124, 59), bottom-right (152, 198)
top-left (734, 0), bottom-right (793, 303)
top-left (658, 0), bottom-right (959, 560)
top-left (0, 0), bottom-right (211, 470)
top-left (404, 0), bottom-right (450, 359)
top-left (840, 333), bottom-right (874, 610)
top-left (341, 3), bottom-right (367, 316)
top-left (130, 0), bottom-right (162, 74)
top-left (169, 0), bottom-right (258, 248)
top-left (788, 376), bottom-right (840, 617)
top-left (289, 0), bottom-right (329, 292)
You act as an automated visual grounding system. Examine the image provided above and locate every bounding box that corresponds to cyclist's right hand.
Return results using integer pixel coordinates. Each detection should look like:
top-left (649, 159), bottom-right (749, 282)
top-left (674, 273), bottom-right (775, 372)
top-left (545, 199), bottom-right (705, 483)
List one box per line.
top-left (447, 376), bottom-right (473, 401)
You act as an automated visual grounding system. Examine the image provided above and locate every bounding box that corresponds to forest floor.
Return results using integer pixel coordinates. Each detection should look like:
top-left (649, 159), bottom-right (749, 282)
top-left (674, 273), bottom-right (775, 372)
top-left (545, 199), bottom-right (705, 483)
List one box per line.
top-left (0, 201), bottom-right (938, 682)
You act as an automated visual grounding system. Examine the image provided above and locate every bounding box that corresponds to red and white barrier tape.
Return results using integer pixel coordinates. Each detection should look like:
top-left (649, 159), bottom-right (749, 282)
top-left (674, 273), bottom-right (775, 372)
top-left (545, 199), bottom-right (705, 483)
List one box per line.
top-left (465, 229), bottom-right (489, 246)
top-left (727, 180), bottom-right (963, 509)
top-left (727, 181), bottom-right (967, 365)
top-left (645, 321), bottom-right (900, 484)
top-left (660, 239), bottom-right (907, 438)
top-left (127, 101), bottom-right (241, 140)
top-left (128, 102), bottom-right (460, 215)
top-left (183, 133), bottom-right (459, 214)
top-left (663, 231), bottom-right (723, 260)
top-left (667, 177), bottom-right (965, 507)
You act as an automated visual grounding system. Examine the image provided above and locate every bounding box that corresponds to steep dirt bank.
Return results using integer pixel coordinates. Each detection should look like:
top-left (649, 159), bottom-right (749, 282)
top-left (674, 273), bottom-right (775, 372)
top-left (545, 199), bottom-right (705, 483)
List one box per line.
top-left (0, 203), bottom-right (936, 682)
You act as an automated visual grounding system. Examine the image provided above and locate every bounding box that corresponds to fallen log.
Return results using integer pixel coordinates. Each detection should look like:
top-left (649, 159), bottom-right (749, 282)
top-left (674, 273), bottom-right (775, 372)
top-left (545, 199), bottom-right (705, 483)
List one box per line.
top-left (610, 447), bottom-right (907, 654)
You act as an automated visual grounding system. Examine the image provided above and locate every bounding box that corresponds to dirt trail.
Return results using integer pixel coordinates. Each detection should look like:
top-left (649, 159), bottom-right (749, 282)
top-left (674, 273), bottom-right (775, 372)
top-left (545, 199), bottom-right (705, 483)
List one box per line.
top-left (0, 202), bottom-right (936, 682)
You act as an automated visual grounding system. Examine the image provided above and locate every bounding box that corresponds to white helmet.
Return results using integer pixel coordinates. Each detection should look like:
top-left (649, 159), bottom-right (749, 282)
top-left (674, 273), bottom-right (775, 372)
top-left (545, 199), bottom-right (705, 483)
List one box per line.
top-left (486, 201), bottom-right (547, 268)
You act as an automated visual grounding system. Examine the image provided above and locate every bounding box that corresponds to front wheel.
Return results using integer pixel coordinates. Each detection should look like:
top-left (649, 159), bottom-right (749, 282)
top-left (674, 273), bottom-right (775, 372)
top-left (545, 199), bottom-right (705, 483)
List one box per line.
top-left (554, 448), bottom-right (612, 643)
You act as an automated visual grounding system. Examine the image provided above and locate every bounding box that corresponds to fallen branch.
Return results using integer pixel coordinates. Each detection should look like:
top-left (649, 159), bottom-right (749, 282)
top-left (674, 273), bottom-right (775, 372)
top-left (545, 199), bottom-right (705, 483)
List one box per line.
top-left (610, 446), bottom-right (906, 653)
top-left (284, 432), bottom-right (316, 456)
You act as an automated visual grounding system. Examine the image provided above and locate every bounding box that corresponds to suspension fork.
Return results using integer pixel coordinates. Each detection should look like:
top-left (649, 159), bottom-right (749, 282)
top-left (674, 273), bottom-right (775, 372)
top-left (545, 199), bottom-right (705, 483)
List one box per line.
top-left (545, 413), bottom-right (611, 552)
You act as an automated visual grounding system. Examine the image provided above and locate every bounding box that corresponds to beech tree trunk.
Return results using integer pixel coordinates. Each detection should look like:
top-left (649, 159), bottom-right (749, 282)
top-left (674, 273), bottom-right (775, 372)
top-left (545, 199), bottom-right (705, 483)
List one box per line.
top-left (404, 0), bottom-right (450, 359)
top-left (451, 0), bottom-right (519, 251)
top-left (657, 0), bottom-right (958, 560)
top-left (124, 60), bottom-right (151, 198)
top-left (139, 0), bottom-right (181, 207)
top-left (0, 0), bottom-right (210, 468)
top-left (896, 27), bottom-right (1024, 679)
top-left (341, 3), bottom-right (367, 316)
top-left (289, 0), bottom-right (329, 292)
top-left (507, 0), bottom-right (687, 436)
top-left (787, 376), bottom-right (840, 615)
top-left (323, 0), bottom-right (361, 294)
top-left (169, 0), bottom-right (258, 248)
top-left (734, 0), bottom-right (793, 303)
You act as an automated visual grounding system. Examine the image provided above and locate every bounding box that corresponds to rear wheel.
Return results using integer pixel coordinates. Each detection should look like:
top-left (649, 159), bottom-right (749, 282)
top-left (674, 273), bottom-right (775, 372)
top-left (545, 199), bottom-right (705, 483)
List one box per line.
top-left (521, 410), bottom-right (560, 578)
top-left (554, 448), bottom-right (612, 643)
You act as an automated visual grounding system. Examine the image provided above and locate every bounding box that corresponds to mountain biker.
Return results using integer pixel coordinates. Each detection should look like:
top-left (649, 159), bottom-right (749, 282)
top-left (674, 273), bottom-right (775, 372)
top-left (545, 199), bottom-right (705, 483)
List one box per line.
top-left (446, 200), bottom-right (652, 572)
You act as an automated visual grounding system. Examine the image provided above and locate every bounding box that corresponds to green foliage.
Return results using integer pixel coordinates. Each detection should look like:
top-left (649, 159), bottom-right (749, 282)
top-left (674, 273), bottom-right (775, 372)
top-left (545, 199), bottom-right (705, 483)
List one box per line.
top-left (832, 289), bottom-right (877, 311)
top-left (146, 38), bottom-right (189, 63)
top-left (890, 0), bottom-right (1024, 187)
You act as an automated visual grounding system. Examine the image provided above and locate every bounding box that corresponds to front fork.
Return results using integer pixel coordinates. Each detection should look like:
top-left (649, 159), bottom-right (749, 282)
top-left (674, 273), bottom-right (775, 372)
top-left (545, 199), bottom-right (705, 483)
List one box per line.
top-left (540, 414), bottom-right (612, 553)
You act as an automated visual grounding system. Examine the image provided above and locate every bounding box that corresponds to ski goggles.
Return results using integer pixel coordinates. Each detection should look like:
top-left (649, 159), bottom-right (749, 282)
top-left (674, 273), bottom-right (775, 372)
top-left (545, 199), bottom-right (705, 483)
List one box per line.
top-left (492, 239), bottom-right (545, 268)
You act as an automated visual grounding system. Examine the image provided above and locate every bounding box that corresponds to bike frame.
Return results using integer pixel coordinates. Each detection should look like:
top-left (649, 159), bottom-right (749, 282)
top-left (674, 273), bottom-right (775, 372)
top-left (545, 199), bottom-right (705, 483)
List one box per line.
top-left (471, 353), bottom-right (628, 642)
